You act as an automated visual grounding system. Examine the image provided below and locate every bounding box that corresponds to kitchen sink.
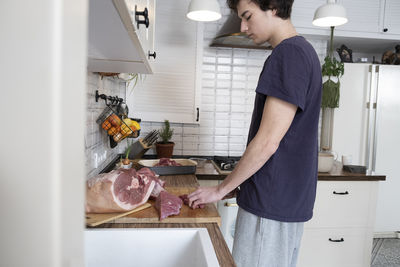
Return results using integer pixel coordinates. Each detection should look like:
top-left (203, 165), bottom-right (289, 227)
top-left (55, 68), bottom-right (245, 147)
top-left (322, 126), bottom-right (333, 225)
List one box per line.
top-left (85, 228), bottom-right (219, 267)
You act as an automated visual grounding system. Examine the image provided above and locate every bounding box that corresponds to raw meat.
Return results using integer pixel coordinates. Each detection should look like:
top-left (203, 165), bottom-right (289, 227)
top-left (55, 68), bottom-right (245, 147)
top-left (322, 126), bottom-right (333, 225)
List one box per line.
top-left (86, 168), bottom-right (155, 213)
top-left (154, 158), bottom-right (182, 166)
top-left (137, 167), bottom-right (166, 198)
top-left (155, 191), bottom-right (183, 220)
top-left (179, 194), bottom-right (205, 209)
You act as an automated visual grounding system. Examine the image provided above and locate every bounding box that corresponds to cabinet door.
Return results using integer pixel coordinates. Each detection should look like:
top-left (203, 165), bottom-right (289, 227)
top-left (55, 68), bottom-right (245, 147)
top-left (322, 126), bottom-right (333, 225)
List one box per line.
top-left (291, 0), bottom-right (327, 29)
top-left (337, 0), bottom-right (381, 33)
top-left (127, 0), bottom-right (201, 123)
top-left (297, 228), bottom-right (373, 267)
top-left (383, 0), bottom-right (400, 34)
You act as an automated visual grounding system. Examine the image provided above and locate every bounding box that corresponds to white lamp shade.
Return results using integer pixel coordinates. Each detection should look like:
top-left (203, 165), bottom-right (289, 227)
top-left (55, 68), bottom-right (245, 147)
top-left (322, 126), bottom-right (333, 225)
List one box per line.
top-left (312, 0), bottom-right (348, 27)
top-left (187, 0), bottom-right (221, 22)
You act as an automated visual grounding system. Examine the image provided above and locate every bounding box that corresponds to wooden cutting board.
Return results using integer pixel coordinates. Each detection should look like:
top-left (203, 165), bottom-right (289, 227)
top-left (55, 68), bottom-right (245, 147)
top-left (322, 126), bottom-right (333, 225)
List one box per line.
top-left (86, 202), bottom-right (152, 227)
top-left (111, 187), bottom-right (221, 226)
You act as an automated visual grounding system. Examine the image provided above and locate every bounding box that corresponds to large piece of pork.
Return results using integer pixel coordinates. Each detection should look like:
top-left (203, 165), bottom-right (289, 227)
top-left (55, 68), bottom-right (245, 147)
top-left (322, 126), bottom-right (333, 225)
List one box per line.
top-left (86, 168), bottom-right (156, 213)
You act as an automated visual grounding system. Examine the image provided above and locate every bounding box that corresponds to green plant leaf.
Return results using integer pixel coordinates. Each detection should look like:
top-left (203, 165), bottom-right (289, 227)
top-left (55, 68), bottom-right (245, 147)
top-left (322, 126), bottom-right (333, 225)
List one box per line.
top-left (321, 79), bottom-right (340, 108)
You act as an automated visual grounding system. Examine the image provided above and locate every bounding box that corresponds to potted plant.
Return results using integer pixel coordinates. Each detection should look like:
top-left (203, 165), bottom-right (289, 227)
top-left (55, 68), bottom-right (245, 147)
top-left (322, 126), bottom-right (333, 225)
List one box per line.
top-left (156, 120), bottom-right (174, 158)
top-left (320, 26), bottom-right (345, 152)
top-left (120, 139), bottom-right (133, 169)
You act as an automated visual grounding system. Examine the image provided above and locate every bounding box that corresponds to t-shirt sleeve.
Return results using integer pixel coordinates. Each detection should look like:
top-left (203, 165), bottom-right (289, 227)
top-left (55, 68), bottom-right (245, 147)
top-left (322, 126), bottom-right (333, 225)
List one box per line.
top-left (256, 44), bottom-right (310, 111)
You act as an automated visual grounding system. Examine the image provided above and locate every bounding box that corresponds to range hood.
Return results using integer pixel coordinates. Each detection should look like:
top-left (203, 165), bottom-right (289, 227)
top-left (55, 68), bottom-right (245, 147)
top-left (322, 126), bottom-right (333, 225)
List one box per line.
top-left (210, 14), bottom-right (272, 50)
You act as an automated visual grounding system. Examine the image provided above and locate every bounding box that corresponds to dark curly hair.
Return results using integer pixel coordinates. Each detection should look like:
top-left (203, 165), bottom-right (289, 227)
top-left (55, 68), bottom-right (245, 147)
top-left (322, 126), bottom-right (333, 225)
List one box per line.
top-left (227, 0), bottom-right (294, 19)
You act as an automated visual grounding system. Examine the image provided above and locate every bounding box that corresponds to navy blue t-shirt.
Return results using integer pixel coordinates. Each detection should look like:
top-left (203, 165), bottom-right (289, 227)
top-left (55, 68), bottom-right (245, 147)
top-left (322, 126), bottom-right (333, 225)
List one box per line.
top-left (237, 36), bottom-right (322, 222)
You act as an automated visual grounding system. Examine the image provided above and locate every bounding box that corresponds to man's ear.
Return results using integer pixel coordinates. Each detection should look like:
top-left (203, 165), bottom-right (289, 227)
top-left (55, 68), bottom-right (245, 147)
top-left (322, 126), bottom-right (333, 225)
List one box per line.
top-left (271, 8), bottom-right (277, 16)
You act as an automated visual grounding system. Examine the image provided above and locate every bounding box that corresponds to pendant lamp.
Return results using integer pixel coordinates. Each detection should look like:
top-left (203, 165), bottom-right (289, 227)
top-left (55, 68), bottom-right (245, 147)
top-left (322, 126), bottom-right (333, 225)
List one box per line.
top-left (312, 0), bottom-right (348, 27)
top-left (187, 0), bottom-right (222, 22)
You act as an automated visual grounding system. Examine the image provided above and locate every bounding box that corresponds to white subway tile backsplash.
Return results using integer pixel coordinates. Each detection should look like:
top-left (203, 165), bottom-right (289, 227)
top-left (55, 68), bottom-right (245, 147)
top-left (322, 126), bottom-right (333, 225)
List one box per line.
top-left (202, 95), bottom-right (215, 105)
top-left (215, 104), bottom-right (230, 112)
top-left (203, 56), bottom-right (216, 64)
top-left (215, 112), bottom-right (229, 119)
top-left (203, 80), bottom-right (216, 88)
top-left (215, 128), bottom-right (229, 135)
top-left (217, 73), bottom-right (231, 80)
top-left (217, 80), bottom-right (231, 88)
top-left (203, 64), bottom-right (216, 72)
top-left (202, 88), bottom-right (215, 96)
top-left (233, 58), bottom-right (247, 65)
top-left (231, 104), bottom-right (246, 112)
top-left (232, 74), bottom-right (246, 81)
top-left (215, 136), bottom-right (229, 143)
top-left (217, 57), bottom-right (232, 64)
top-left (215, 119), bottom-right (230, 128)
top-left (216, 96), bottom-right (230, 104)
top-left (232, 81), bottom-right (246, 89)
top-left (233, 49), bottom-right (248, 57)
top-left (216, 89), bottom-right (230, 96)
top-left (202, 72), bottom-right (216, 79)
top-left (233, 66), bottom-right (246, 73)
top-left (183, 126), bottom-right (200, 135)
top-left (217, 65), bottom-right (231, 72)
top-left (215, 143), bottom-right (229, 151)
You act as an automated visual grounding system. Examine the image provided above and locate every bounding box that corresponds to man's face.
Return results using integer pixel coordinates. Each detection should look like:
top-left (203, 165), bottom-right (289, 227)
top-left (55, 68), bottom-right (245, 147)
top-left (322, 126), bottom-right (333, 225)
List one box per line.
top-left (236, 0), bottom-right (276, 45)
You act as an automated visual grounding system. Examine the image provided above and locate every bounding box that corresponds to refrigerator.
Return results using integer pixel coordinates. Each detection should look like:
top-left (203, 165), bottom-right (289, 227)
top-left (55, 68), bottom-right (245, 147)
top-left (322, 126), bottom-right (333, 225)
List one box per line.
top-left (331, 63), bottom-right (400, 234)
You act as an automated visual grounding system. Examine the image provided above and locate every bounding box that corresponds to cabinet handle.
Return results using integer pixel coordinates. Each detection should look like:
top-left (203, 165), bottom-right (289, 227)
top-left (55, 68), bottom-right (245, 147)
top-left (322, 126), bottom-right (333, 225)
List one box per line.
top-left (329, 238), bottom-right (344, 242)
top-left (135, 7), bottom-right (149, 29)
top-left (333, 191), bottom-right (349, 195)
top-left (196, 107), bottom-right (199, 122)
top-left (383, 28), bottom-right (388, 32)
top-left (224, 202), bottom-right (238, 207)
top-left (148, 51), bottom-right (156, 59)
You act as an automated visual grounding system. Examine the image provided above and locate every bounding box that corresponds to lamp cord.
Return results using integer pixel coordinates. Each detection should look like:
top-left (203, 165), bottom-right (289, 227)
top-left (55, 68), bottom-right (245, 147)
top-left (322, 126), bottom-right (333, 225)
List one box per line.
top-left (329, 26), bottom-right (335, 59)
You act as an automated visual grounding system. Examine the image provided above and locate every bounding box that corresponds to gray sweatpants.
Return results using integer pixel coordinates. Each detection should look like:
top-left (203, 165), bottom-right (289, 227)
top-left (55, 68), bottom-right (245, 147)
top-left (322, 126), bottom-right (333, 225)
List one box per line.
top-left (232, 207), bottom-right (304, 267)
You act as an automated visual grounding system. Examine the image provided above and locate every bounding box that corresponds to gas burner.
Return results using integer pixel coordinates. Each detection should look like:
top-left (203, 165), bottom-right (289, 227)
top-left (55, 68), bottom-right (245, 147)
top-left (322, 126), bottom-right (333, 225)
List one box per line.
top-left (213, 156), bottom-right (241, 171)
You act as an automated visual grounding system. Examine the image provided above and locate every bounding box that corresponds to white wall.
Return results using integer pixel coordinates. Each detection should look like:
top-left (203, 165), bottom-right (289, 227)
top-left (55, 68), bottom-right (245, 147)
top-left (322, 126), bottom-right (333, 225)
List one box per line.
top-left (85, 73), bottom-right (127, 178)
top-left (0, 0), bottom-right (87, 266)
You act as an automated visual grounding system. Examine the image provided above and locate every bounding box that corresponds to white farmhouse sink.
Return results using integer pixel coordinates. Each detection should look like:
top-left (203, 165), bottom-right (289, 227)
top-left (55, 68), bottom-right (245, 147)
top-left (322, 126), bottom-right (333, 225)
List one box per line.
top-left (85, 228), bottom-right (219, 267)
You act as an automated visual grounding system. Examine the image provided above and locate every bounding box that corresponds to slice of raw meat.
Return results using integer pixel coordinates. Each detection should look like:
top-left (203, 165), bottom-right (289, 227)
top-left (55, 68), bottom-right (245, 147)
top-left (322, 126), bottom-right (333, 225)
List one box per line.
top-left (86, 168), bottom-right (155, 213)
top-left (137, 167), bottom-right (166, 198)
top-left (179, 194), bottom-right (205, 209)
top-left (155, 191), bottom-right (183, 220)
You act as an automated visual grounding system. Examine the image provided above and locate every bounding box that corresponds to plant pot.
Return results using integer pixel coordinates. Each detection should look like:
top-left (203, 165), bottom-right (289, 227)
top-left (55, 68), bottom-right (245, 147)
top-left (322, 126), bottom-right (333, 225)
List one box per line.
top-left (155, 142), bottom-right (174, 158)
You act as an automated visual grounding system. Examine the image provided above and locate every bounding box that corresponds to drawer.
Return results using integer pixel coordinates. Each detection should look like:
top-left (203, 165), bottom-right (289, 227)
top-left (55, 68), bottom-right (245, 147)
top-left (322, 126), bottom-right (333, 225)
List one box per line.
top-left (297, 227), bottom-right (373, 267)
top-left (306, 181), bottom-right (378, 228)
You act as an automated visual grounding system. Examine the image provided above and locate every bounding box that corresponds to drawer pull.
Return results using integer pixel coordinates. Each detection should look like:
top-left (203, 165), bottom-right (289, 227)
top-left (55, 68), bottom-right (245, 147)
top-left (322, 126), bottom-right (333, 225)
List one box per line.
top-left (329, 238), bottom-right (344, 242)
top-left (224, 202), bottom-right (238, 207)
top-left (333, 191), bottom-right (349, 195)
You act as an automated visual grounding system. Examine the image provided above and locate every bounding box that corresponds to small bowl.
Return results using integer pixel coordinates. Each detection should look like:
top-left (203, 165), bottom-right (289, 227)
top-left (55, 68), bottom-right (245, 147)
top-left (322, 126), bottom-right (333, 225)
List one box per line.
top-left (117, 161), bottom-right (133, 169)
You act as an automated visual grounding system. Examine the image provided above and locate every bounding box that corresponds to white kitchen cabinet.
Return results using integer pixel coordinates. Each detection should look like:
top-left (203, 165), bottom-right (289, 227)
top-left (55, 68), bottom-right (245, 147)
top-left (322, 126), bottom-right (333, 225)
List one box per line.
top-left (88, 0), bottom-right (155, 74)
top-left (337, 0), bottom-right (382, 34)
top-left (382, 0), bottom-right (400, 35)
top-left (292, 0), bottom-right (400, 53)
top-left (297, 181), bottom-right (379, 267)
top-left (127, 0), bottom-right (202, 124)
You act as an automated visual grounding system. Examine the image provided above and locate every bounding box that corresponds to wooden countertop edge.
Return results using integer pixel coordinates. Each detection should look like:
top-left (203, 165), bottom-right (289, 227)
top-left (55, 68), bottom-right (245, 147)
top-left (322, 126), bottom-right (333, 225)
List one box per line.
top-left (108, 216), bottom-right (221, 226)
top-left (89, 222), bottom-right (236, 267)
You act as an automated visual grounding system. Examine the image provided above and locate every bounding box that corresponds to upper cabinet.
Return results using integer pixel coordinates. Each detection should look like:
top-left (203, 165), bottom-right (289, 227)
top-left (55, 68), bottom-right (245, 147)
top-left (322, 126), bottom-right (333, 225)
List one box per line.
top-left (292, 0), bottom-right (400, 53)
top-left (88, 0), bottom-right (156, 74)
top-left (383, 0), bottom-right (400, 35)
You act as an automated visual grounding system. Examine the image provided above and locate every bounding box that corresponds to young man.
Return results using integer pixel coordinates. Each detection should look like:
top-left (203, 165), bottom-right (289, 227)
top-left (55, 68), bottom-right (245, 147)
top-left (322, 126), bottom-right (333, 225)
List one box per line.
top-left (188, 0), bottom-right (322, 266)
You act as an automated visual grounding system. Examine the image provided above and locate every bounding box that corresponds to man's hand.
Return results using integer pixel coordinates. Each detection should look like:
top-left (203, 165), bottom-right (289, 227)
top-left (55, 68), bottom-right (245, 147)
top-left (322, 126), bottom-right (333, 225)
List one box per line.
top-left (187, 186), bottom-right (225, 209)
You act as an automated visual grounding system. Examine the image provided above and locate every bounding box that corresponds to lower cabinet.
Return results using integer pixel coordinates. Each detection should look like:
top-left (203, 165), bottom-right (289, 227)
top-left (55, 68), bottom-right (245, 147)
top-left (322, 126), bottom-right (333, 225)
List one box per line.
top-left (297, 181), bottom-right (379, 267)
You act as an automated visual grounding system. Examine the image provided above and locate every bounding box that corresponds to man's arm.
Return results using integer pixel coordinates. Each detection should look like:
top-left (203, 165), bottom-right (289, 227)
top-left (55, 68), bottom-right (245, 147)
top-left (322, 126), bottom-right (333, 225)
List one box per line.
top-left (188, 96), bottom-right (298, 208)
